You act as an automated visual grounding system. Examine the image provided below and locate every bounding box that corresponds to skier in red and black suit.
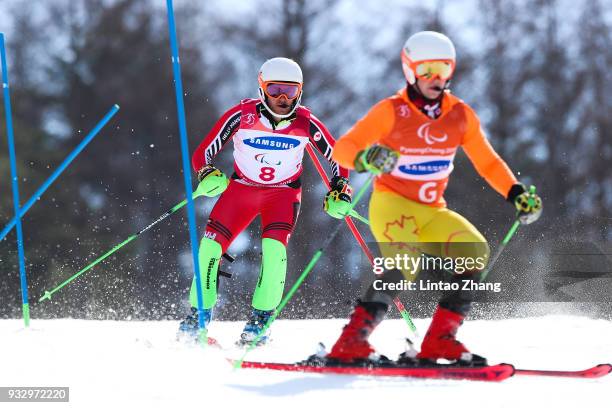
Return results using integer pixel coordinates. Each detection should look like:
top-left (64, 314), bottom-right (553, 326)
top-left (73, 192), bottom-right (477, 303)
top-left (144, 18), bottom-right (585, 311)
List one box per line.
top-left (178, 57), bottom-right (351, 345)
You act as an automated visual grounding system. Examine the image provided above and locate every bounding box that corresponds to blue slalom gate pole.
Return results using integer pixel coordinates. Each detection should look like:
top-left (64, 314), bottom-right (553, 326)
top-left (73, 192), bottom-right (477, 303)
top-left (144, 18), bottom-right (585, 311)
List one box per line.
top-left (165, 0), bottom-right (207, 342)
top-left (0, 104), bottom-right (119, 242)
top-left (1, 33), bottom-right (29, 326)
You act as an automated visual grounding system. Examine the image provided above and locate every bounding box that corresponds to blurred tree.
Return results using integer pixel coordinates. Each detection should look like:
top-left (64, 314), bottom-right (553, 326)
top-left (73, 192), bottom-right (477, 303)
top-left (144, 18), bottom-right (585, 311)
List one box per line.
top-left (524, 0), bottom-right (577, 226)
top-left (2, 0), bottom-right (215, 319)
top-left (0, 1), bottom-right (85, 318)
top-left (447, 0), bottom-right (539, 238)
top-left (570, 0), bottom-right (612, 239)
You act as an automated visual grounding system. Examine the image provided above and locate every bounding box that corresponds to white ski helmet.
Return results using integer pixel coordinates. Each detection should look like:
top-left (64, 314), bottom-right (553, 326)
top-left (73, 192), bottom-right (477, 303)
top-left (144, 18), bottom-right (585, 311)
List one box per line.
top-left (258, 57), bottom-right (303, 119)
top-left (401, 31), bottom-right (456, 85)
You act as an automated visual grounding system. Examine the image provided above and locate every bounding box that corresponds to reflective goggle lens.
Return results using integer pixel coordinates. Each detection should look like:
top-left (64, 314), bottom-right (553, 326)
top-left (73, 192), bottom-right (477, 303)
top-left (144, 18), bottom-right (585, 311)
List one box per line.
top-left (415, 61), bottom-right (453, 80)
top-left (265, 82), bottom-right (300, 99)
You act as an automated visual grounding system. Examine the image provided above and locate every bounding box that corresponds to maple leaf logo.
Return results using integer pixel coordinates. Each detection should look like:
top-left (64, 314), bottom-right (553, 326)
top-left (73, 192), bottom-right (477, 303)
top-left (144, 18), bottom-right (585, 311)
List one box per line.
top-left (382, 215), bottom-right (420, 252)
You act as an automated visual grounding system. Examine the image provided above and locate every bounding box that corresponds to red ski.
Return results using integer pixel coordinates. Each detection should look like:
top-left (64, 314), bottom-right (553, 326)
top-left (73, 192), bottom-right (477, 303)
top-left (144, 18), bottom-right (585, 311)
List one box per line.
top-left (234, 360), bottom-right (515, 382)
top-left (515, 364), bottom-right (612, 379)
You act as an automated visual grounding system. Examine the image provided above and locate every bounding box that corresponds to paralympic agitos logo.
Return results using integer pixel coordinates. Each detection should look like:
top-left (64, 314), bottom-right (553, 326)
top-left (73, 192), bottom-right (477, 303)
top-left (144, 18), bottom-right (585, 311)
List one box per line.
top-left (254, 153), bottom-right (282, 166)
top-left (417, 122), bottom-right (448, 145)
top-left (244, 136), bottom-right (300, 150)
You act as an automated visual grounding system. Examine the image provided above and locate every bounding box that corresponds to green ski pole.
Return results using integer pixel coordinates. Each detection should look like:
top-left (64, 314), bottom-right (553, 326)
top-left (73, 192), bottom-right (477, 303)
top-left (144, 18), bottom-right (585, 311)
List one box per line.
top-left (479, 185), bottom-right (538, 282)
top-left (39, 181), bottom-right (232, 302)
top-left (348, 209), bottom-right (369, 225)
top-left (234, 174), bottom-right (376, 369)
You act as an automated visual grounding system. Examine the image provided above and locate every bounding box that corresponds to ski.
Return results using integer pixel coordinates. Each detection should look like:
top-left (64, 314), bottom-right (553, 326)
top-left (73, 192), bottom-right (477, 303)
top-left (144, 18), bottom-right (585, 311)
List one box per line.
top-left (514, 363), bottom-right (612, 379)
top-left (233, 359), bottom-right (515, 382)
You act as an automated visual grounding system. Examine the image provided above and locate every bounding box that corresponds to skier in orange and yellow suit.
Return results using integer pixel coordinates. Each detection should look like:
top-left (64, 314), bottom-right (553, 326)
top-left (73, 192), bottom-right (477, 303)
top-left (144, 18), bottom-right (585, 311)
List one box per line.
top-left (327, 31), bottom-right (543, 364)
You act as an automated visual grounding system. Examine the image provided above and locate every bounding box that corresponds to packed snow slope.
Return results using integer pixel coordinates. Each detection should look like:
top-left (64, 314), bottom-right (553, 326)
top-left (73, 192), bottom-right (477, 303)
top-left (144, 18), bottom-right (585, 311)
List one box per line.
top-left (1, 316), bottom-right (610, 408)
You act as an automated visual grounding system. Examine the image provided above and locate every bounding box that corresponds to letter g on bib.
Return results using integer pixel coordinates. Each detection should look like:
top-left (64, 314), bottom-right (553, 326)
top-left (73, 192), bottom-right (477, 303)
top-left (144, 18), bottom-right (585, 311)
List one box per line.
top-left (419, 181), bottom-right (438, 203)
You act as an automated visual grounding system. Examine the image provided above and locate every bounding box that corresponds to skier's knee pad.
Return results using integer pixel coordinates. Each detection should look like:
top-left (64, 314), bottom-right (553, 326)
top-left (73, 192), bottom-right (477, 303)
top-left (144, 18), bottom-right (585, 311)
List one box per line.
top-left (252, 238), bottom-right (287, 311)
top-left (189, 237), bottom-right (222, 309)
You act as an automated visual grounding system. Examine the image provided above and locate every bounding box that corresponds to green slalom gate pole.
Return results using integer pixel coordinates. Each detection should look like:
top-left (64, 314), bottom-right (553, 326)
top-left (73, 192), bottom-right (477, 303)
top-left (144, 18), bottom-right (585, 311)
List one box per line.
top-left (479, 185), bottom-right (538, 282)
top-left (304, 144), bottom-right (418, 336)
top-left (38, 182), bottom-right (233, 302)
top-left (234, 174), bottom-right (375, 369)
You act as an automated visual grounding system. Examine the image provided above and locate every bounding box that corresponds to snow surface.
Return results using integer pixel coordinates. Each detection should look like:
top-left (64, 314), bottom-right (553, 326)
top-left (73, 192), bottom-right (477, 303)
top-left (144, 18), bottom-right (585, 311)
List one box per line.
top-left (1, 315), bottom-right (610, 408)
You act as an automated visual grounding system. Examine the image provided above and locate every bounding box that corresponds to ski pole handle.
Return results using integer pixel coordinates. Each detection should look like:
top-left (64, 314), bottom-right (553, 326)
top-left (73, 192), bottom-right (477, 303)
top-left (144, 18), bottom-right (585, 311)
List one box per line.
top-left (527, 184), bottom-right (537, 209)
top-left (348, 209), bottom-right (369, 225)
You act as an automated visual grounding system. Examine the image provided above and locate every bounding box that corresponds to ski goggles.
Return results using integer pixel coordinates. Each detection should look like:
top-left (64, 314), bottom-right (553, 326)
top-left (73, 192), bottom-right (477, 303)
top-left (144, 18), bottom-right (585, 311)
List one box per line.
top-left (259, 79), bottom-right (302, 100)
top-left (403, 55), bottom-right (455, 81)
top-left (415, 60), bottom-right (454, 80)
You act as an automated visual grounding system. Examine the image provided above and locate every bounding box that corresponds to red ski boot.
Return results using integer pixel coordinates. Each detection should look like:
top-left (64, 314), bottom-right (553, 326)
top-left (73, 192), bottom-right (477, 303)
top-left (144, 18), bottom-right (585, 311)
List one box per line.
top-left (417, 305), bottom-right (485, 365)
top-left (327, 301), bottom-right (387, 363)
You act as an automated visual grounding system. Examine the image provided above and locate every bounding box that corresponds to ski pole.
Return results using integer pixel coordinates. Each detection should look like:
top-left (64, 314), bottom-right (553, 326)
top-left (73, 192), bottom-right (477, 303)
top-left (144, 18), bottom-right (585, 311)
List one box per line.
top-left (305, 144), bottom-right (418, 335)
top-left (39, 182), bottom-right (234, 302)
top-left (479, 185), bottom-right (537, 282)
top-left (347, 209), bottom-right (369, 225)
top-left (234, 174), bottom-right (375, 369)
top-left (478, 219), bottom-right (519, 283)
